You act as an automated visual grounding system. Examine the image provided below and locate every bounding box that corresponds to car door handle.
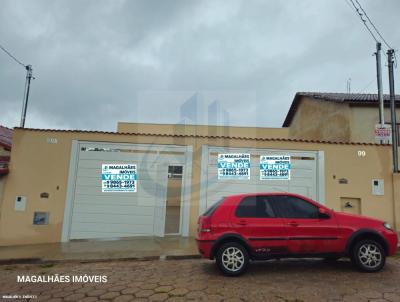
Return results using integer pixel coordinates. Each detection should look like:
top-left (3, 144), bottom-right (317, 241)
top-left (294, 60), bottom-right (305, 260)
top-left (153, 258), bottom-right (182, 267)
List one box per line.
top-left (287, 221), bottom-right (299, 227)
top-left (237, 220), bottom-right (248, 226)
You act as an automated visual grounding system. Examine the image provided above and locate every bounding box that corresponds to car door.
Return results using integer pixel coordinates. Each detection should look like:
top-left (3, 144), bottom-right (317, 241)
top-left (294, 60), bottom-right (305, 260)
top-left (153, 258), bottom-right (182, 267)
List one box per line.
top-left (231, 195), bottom-right (289, 255)
top-left (268, 195), bottom-right (340, 254)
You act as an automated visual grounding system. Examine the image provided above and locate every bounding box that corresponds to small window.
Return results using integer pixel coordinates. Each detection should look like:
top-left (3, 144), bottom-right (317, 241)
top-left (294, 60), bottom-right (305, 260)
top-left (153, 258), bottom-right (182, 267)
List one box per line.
top-left (33, 212), bottom-right (49, 225)
top-left (168, 166), bottom-right (183, 178)
top-left (269, 195), bottom-right (318, 219)
top-left (236, 196), bottom-right (276, 218)
top-left (203, 198), bottom-right (225, 216)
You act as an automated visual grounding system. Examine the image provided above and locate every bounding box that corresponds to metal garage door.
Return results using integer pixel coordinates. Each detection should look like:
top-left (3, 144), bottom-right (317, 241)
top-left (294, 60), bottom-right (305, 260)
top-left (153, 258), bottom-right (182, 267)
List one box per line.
top-left (199, 146), bottom-right (324, 212)
top-left (63, 142), bottom-right (191, 240)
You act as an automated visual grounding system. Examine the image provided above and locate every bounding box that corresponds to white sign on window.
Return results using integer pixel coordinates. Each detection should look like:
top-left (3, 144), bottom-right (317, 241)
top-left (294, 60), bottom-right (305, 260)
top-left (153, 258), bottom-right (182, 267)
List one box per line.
top-left (260, 155), bottom-right (291, 180)
top-left (218, 153), bottom-right (250, 180)
top-left (374, 124), bottom-right (392, 144)
top-left (102, 164), bottom-right (137, 192)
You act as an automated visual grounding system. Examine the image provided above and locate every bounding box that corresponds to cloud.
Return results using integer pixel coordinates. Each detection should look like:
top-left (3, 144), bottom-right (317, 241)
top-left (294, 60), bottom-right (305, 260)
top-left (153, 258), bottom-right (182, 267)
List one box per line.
top-left (0, 0), bottom-right (399, 130)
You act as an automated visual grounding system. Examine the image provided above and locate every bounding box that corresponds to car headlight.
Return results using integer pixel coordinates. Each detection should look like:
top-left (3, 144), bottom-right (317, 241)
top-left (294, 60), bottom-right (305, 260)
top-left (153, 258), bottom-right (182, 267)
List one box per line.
top-left (383, 222), bottom-right (392, 230)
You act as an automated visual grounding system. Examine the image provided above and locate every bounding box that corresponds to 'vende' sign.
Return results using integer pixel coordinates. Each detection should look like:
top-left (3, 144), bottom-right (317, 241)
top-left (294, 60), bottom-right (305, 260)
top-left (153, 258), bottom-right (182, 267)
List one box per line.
top-left (101, 164), bottom-right (137, 192)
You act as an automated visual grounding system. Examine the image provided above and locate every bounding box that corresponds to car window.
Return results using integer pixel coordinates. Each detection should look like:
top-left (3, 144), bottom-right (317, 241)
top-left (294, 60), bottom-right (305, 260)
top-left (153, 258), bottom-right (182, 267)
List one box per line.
top-left (268, 195), bottom-right (318, 219)
top-left (235, 196), bottom-right (276, 218)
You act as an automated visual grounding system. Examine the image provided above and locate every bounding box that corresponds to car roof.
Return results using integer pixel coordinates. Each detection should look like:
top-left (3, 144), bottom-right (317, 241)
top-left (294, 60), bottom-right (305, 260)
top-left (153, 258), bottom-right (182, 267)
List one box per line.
top-left (227, 192), bottom-right (305, 199)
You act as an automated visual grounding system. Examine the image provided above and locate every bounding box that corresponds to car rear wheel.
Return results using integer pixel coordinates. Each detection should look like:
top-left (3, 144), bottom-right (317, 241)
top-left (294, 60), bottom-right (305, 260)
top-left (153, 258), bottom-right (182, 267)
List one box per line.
top-left (216, 242), bottom-right (249, 276)
top-left (351, 239), bottom-right (386, 272)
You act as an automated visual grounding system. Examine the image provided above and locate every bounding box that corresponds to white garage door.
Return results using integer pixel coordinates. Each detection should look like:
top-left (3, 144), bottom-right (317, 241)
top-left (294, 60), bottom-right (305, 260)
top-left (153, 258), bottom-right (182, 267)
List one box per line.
top-left (64, 142), bottom-right (189, 240)
top-left (200, 146), bottom-right (324, 212)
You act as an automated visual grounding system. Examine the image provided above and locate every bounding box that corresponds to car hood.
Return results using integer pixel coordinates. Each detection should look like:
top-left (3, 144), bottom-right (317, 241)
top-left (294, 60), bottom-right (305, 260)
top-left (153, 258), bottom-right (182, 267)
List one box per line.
top-left (334, 211), bottom-right (384, 225)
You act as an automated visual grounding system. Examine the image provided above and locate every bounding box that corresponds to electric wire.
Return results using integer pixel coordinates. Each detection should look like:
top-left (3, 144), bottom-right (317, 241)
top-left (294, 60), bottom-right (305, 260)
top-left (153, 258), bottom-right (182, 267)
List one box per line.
top-left (354, 0), bottom-right (393, 50)
top-left (0, 43), bottom-right (26, 68)
top-left (346, 0), bottom-right (379, 43)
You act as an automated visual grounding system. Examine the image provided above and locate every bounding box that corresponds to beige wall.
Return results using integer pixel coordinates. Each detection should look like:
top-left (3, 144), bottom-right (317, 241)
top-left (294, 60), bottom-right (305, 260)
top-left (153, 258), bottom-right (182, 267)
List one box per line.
top-left (288, 97), bottom-right (352, 142)
top-left (0, 127), bottom-right (398, 246)
top-left (288, 97), bottom-right (400, 144)
top-left (117, 122), bottom-right (289, 140)
top-left (349, 106), bottom-right (400, 143)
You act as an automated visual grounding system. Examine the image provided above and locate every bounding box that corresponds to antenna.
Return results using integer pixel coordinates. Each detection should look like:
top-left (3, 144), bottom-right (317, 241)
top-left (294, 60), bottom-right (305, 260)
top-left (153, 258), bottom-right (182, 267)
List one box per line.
top-left (346, 78), bottom-right (352, 93)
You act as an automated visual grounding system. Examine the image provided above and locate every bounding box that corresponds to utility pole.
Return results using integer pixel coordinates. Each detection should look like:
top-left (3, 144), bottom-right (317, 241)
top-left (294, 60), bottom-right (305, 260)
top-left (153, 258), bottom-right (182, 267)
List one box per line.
top-left (375, 42), bottom-right (385, 127)
top-left (387, 49), bottom-right (399, 173)
top-left (20, 64), bottom-right (33, 128)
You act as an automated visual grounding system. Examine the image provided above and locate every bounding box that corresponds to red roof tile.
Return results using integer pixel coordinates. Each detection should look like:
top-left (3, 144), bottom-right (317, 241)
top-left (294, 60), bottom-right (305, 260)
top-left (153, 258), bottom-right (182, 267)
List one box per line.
top-left (0, 126), bottom-right (13, 150)
top-left (14, 127), bottom-right (389, 146)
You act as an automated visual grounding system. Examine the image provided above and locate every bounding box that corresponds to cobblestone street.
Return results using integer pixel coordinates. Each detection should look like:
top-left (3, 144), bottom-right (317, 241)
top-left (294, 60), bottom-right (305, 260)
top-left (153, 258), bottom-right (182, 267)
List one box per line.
top-left (1, 257), bottom-right (400, 302)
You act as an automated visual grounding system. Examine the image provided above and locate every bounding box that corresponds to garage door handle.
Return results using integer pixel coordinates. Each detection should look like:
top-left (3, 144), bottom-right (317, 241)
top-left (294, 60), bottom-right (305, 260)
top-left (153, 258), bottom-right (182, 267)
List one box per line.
top-left (237, 220), bottom-right (248, 226)
top-left (287, 221), bottom-right (299, 227)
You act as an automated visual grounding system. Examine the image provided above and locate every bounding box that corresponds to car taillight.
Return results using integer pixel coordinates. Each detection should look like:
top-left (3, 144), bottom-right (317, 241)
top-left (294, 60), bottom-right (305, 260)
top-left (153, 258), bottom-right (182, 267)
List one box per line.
top-left (198, 216), bottom-right (212, 233)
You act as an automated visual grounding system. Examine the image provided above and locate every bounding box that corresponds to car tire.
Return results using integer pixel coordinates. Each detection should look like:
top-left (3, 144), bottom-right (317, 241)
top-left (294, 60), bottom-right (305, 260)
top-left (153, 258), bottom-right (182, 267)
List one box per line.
top-left (351, 239), bottom-right (386, 272)
top-left (216, 242), bottom-right (249, 276)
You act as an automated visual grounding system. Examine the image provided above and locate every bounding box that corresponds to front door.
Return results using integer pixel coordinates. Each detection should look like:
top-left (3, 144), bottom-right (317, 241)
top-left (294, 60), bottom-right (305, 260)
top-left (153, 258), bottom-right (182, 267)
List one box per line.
top-left (154, 164), bottom-right (168, 237)
top-left (165, 165), bottom-right (183, 234)
top-left (231, 195), bottom-right (288, 255)
top-left (268, 195), bottom-right (340, 254)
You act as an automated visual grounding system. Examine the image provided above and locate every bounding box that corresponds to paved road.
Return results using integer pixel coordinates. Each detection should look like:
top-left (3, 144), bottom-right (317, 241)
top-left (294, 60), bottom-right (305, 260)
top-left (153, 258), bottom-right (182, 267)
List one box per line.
top-left (1, 257), bottom-right (400, 302)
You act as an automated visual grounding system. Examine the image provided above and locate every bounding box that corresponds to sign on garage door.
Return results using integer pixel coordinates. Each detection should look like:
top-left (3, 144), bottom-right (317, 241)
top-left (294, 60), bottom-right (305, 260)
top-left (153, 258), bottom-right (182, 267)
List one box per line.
top-left (63, 142), bottom-right (191, 240)
top-left (200, 146), bottom-right (323, 212)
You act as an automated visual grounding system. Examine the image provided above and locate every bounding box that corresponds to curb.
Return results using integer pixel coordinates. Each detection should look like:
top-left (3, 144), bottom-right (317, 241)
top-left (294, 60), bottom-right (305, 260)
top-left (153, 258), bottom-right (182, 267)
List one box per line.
top-left (0, 254), bottom-right (201, 266)
top-left (0, 258), bottom-right (42, 265)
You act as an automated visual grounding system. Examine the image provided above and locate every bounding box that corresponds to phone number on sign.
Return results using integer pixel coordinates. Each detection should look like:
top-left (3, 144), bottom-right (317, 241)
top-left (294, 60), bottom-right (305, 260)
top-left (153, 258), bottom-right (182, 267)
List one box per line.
top-left (103, 180), bottom-right (136, 188)
top-left (261, 170), bottom-right (289, 177)
top-left (221, 168), bottom-right (249, 176)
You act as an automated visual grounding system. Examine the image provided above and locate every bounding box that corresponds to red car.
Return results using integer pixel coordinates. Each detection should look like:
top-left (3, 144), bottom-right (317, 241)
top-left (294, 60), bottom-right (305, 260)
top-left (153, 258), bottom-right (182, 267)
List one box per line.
top-left (196, 193), bottom-right (398, 276)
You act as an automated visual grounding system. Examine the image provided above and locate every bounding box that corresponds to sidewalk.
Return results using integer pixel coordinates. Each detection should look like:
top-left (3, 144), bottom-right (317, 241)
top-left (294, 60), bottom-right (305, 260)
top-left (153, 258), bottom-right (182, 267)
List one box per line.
top-left (0, 236), bottom-right (199, 264)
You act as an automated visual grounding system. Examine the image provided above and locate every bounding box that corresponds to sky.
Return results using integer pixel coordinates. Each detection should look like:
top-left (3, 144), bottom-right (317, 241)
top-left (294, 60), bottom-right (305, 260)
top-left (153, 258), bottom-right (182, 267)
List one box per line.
top-left (1, 0), bottom-right (399, 131)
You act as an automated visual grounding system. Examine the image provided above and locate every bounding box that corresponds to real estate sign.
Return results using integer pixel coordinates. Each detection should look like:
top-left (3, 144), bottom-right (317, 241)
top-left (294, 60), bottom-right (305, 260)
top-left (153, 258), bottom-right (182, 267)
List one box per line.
top-left (218, 153), bottom-right (250, 180)
top-left (101, 164), bottom-right (137, 192)
top-left (374, 124), bottom-right (392, 144)
top-left (260, 155), bottom-right (291, 180)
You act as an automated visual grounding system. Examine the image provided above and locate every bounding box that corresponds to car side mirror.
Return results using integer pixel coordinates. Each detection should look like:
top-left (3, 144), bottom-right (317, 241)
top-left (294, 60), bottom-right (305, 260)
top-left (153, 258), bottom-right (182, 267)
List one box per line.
top-left (318, 208), bottom-right (330, 219)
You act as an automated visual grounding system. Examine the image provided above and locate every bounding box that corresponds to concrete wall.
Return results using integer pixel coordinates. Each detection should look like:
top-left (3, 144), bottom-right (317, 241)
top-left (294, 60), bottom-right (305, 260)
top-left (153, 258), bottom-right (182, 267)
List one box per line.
top-left (288, 97), bottom-right (400, 144)
top-left (117, 122), bottom-right (290, 140)
top-left (0, 128), bottom-right (398, 246)
top-left (349, 106), bottom-right (400, 143)
top-left (288, 97), bottom-right (351, 142)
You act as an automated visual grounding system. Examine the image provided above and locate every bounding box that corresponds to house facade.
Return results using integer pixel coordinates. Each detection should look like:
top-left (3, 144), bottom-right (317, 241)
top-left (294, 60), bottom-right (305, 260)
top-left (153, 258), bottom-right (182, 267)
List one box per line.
top-left (0, 123), bottom-right (399, 246)
top-left (283, 92), bottom-right (400, 144)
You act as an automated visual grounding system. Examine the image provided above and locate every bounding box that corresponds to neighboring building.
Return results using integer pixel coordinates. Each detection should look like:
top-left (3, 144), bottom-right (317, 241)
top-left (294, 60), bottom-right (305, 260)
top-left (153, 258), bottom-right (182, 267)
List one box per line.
top-left (0, 122), bottom-right (399, 246)
top-left (0, 126), bottom-right (13, 213)
top-left (283, 92), bottom-right (400, 144)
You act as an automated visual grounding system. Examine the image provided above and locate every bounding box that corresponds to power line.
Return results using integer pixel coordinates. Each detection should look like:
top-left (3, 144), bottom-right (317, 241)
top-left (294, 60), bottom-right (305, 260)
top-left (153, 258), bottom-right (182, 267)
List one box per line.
top-left (354, 0), bottom-right (392, 50)
top-left (346, 0), bottom-right (379, 43)
top-left (0, 43), bottom-right (26, 68)
top-left (359, 78), bottom-right (375, 93)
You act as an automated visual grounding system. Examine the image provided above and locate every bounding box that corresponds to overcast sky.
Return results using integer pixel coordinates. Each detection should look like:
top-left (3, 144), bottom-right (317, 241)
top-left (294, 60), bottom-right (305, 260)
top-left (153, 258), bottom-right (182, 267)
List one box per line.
top-left (1, 0), bottom-right (399, 131)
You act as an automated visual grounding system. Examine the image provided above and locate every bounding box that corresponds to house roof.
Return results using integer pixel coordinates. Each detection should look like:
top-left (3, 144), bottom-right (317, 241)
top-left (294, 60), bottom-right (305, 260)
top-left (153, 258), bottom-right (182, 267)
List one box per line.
top-left (282, 92), bottom-right (400, 127)
top-left (0, 126), bottom-right (13, 150)
top-left (14, 127), bottom-right (389, 146)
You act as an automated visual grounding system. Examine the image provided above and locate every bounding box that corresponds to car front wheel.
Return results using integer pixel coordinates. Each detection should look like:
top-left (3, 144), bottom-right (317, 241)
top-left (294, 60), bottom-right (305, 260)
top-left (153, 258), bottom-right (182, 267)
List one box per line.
top-left (216, 242), bottom-right (249, 276)
top-left (351, 239), bottom-right (386, 272)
